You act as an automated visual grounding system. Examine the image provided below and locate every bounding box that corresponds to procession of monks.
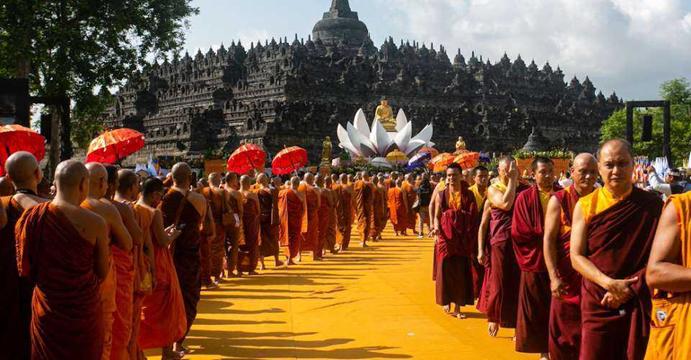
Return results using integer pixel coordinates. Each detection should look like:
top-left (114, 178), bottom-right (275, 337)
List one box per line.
top-left (1, 137), bottom-right (690, 359)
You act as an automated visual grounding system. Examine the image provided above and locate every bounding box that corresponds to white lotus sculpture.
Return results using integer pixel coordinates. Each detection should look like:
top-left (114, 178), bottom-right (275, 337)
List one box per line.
top-left (337, 108), bottom-right (434, 158)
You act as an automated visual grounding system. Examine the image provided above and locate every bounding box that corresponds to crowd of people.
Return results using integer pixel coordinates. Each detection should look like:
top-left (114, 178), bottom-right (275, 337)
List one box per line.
top-left (0, 138), bottom-right (689, 360)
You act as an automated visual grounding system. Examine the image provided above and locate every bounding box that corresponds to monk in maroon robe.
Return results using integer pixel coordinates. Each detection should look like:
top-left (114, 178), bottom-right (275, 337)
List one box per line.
top-left (334, 174), bottom-right (353, 250)
top-left (511, 157), bottom-right (558, 357)
top-left (433, 164), bottom-right (479, 318)
top-left (16, 160), bottom-right (110, 360)
top-left (240, 175), bottom-right (261, 273)
top-left (0, 152), bottom-right (47, 359)
top-left (571, 140), bottom-right (663, 360)
top-left (543, 153), bottom-right (598, 360)
top-left (485, 156), bottom-right (527, 336)
top-left (258, 174), bottom-right (282, 269)
top-left (159, 162), bottom-right (207, 352)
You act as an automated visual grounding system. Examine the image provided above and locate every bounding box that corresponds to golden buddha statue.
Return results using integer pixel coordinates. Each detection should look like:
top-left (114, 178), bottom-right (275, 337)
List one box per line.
top-left (374, 98), bottom-right (397, 132)
top-left (321, 136), bottom-right (332, 163)
top-left (455, 136), bottom-right (467, 154)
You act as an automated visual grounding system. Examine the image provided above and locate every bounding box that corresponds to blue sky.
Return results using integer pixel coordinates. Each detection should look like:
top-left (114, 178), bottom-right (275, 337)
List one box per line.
top-left (182, 0), bottom-right (691, 100)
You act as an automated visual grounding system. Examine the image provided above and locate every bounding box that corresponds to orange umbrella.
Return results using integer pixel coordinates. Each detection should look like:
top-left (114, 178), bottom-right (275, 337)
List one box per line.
top-left (86, 128), bottom-right (145, 164)
top-left (430, 152), bottom-right (455, 172)
top-left (227, 144), bottom-right (266, 174)
top-left (454, 152), bottom-right (480, 169)
top-left (272, 146), bottom-right (308, 175)
top-left (418, 146), bottom-right (439, 158)
top-left (0, 124), bottom-right (46, 176)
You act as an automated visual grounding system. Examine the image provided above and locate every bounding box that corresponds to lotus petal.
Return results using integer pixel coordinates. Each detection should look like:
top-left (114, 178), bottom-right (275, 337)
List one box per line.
top-left (393, 121), bottom-right (412, 153)
top-left (353, 108), bottom-right (371, 138)
top-left (337, 123), bottom-right (360, 156)
top-left (347, 122), bottom-right (376, 157)
top-left (402, 139), bottom-right (427, 156)
top-left (395, 109), bottom-right (408, 132)
top-left (371, 157), bottom-right (392, 169)
top-left (411, 123), bottom-right (434, 145)
top-left (370, 119), bottom-right (394, 155)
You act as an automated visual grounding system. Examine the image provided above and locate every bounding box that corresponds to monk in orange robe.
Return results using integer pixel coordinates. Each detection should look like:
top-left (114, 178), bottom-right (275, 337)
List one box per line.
top-left (388, 179), bottom-right (409, 235)
top-left (334, 174), bottom-right (354, 251)
top-left (511, 157), bottom-right (558, 358)
top-left (136, 177), bottom-right (186, 358)
top-left (0, 152), bottom-right (47, 359)
top-left (82, 163), bottom-right (134, 360)
top-left (645, 191), bottom-right (691, 359)
top-left (543, 154), bottom-right (598, 360)
top-left (201, 172), bottom-right (228, 286)
top-left (299, 173), bottom-right (321, 259)
top-left (224, 173), bottom-right (244, 277)
top-left (240, 175), bottom-right (261, 274)
top-left (354, 171), bottom-right (375, 247)
top-left (279, 176), bottom-right (305, 264)
top-left (258, 174), bottom-right (283, 269)
top-left (114, 169), bottom-right (155, 360)
top-left (401, 174), bottom-right (417, 235)
top-left (159, 162), bottom-right (207, 353)
top-left (321, 176), bottom-right (339, 254)
top-left (17, 160), bottom-right (110, 360)
top-left (104, 166), bottom-right (145, 360)
top-left (370, 176), bottom-right (386, 242)
top-left (571, 140), bottom-right (662, 360)
top-left (376, 175), bottom-right (389, 236)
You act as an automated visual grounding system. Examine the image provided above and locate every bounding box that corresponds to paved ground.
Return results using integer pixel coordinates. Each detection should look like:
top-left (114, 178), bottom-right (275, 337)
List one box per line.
top-left (147, 224), bottom-right (531, 359)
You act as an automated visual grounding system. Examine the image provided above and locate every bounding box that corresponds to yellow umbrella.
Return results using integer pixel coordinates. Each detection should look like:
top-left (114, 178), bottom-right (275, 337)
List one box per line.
top-left (386, 149), bottom-right (408, 165)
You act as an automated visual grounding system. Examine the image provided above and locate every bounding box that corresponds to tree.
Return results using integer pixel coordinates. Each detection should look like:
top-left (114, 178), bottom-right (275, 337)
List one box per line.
top-left (601, 77), bottom-right (691, 167)
top-left (0, 0), bottom-right (198, 174)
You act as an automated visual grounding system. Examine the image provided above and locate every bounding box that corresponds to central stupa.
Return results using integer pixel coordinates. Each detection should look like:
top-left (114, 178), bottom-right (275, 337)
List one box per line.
top-left (312, 0), bottom-right (370, 47)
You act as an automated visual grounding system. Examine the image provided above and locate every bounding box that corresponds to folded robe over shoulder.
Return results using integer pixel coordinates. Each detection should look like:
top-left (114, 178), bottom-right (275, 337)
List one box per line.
top-left (298, 184), bottom-right (319, 252)
top-left (353, 180), bottom-right (374, 242)
top-left (579, 187), bottom-right (662, 360)
top-left (279, 189), bottom-right (304, 259)
top-left (16, 203), bottom-right (104, 360)
top-left (387, 187), bottom-right (407, 232)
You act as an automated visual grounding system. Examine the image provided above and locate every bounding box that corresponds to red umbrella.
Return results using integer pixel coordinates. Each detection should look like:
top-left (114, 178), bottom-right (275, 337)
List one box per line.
top-left (86, 128), bottom-right (145, 164)
top-left (430, 152), bottom-right (455, 172)
top-left (227, 144), bottom-right (266, 174)
top-left (0, 124), bottom-right (46, 176)
top-left (272, 146), bottom-right (308, 175)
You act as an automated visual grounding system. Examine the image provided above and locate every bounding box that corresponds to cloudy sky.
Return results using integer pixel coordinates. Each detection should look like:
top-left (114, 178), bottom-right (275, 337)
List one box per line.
top-left (182, 0), bottom-right (691, 100)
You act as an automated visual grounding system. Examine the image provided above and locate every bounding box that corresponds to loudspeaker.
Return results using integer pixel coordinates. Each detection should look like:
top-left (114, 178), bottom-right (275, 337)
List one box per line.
top-left (641, 114), bottom-right (653, 142)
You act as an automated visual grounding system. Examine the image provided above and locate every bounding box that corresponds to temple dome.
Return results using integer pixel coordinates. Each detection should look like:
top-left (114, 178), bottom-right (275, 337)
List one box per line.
top-left (312, 0), bottom-right (370, 47)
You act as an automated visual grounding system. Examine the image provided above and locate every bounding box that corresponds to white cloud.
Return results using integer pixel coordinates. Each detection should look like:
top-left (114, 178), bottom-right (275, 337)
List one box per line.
top-left (376, 0), bottom-right (691, 99)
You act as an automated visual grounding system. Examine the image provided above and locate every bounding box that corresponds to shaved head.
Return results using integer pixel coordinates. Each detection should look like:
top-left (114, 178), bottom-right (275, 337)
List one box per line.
top-left (325, 176), bottom-right (332, 187)
top-left (597, 139), bottom-right (634, 194)
top-left (171, 162), bottom-right (192, 186)
top-left (290, 176), bottom-right (300, 188)
top-left (86, 163), bottom-right (108, 197)
top-left (240, 175), bottom-right (251, 188)
top-left (0, 176), bottom-right (14, 196)
top-left (5, 151), bottom-right (41, 187)
top-left (571, 152), bottom-right (598, 195)
top-left (598, 139), bottom-right (633, 162)
top-left (257, 173), bottom-right (268, 186)
top-left (573, 153), bottom-right (598, 168)
top-left (303, 172), bottom-right (314, 185)
top-left (208, 172), bottom-right (221, 187)
top-left (55, 160), bottom-right (89, 193)
top-left (339, 173), bottom-right (347, 183)
top-left (117, 169), bottom-right (138, 195)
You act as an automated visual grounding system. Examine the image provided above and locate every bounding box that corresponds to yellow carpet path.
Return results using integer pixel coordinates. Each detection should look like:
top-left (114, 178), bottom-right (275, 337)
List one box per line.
top-left (148, 224), bottom-right (531, 359)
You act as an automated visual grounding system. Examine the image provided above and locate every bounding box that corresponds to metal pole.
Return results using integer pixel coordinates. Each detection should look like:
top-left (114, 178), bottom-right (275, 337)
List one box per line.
top-left (662, 101), bottom-right (672, 166)
top-left (625, 102), bottom-right (634, 146)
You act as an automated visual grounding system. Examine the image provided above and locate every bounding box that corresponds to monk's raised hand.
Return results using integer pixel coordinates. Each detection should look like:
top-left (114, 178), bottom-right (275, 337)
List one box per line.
top-left (165, 224), bottom-right (182, 240)
top-left (508, 161), bottom-right (519, 180)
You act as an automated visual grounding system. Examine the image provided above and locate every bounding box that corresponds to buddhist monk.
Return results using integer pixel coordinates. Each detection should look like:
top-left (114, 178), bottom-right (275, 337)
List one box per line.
top-left (510, 157), bottom-right (557, 359)
top-left (159, 162), bottom-right (207, 353)
top-left (335, 173), bottom-right (354, 251)
top-left (83, 163), bottom-right (133, 360)
top-left (354, 171), bottom-right (375, 247)
top-left (543, 153), bottom-right (598, 360)
top-left (224, 173), bottom-right (243, 277)
top-left (402, 173), bottom-right (418, 235)
top-left (115, 169), bottom-right (154, 359)
top-left (645, 191), bottom-right (691, 359)
top-left (469, 166), bottom-right (489, 299)
top-left (279, 176), bottom-right (305, 265)
top-left (322, 176), bottom-right (339, 254)
top-left (476, 200), bottom-right (493, 314)
top-left (377, 175), bottom-right (389, 235)
top-left (0, 175), bottom-right (14, 196)
top-left (17, 159), bottom-right (109, 359)
top-left (384, 171), bottom-right (399, 191)
top-left (432, 163), bottom-right (479, 319)
top-left (486, 156), bottom-right (525, 336)
top-left (370, 176), bottom-right (386, 242)
top-left (201, 172), bottom-right (228, 286)
top-left (0, 152), bottom-right (47, 359)
top-left (571, 139), bottom-right (662, 360)
top-left (258, 174), bottom-right (283, 269)
top-left (239, 175), bottom-right (261, 274)
top-left (299, 173), bottom-right (321, 259)
top-left (388, 179), bottom-right (409, 236)
top-left (136, 177), bottom-right (186, 359)
top-left (103, 165), bottom-right (144, 360)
